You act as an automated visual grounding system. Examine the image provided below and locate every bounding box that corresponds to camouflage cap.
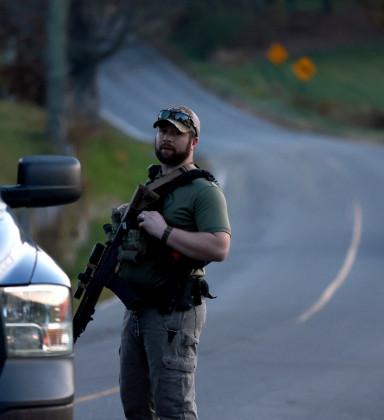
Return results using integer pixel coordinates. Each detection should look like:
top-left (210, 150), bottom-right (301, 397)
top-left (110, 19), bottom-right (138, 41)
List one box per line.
top-left (153, 105), bottom-right (200, 137)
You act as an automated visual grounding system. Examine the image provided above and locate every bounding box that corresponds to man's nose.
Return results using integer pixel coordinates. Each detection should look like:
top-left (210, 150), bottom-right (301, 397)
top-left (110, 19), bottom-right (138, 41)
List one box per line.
top-left (163, 131), bottom-right (173, 141)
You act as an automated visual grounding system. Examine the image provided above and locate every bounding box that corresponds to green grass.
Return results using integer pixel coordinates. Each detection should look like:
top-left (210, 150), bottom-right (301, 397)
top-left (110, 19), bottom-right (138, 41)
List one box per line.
top-left (78, 124), bottom-right (154, 211)
top-left (0, 100), bottom-right (155, 306)
top-left (0, 102), bottom-right (55, 184)
top-left (183, 41), bottom-right (384, 140)
top-left (297, 44), bottom-right (384, 108)
top-left (65, 124), bottom-right (154, 295)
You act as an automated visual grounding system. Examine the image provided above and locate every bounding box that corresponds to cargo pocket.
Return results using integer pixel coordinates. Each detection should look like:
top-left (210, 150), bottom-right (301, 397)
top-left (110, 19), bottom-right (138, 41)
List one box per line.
top-left (155, 355), bottom-right (197, 416)
top-left (162, 354), bottom-right (196, 373)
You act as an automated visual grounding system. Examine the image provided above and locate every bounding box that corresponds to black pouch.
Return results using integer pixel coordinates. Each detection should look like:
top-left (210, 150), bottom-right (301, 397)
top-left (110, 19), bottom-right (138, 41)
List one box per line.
top-left (178, 277), bottom-right (216, 311)
top-left (157, 283), bottom-right (179, 314)
top-left (178, 276), bottom-right (198, 311)
top-left (158, 277), bottom-right (216, 313)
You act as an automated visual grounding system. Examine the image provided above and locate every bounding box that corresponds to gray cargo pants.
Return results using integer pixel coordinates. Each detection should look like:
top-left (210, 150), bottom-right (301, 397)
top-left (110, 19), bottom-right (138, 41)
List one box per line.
top-left (119, 302), bottom-right (206, 420)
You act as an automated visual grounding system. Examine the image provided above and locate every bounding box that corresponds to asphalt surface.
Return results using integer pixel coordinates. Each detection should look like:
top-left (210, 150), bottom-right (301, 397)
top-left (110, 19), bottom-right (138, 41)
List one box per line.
top-left (74, 43), bottom-right (384, 420)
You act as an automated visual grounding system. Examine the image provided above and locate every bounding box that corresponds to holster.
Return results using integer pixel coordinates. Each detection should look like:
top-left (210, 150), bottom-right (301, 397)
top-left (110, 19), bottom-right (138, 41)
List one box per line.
top-left (157, 276), bottom-right (215, 314)
top-left (178, 277), bottom-right (215, 311)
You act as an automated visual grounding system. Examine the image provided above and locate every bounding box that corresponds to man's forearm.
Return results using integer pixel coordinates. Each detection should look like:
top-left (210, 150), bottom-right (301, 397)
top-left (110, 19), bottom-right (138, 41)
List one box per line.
top-left (137, 210), bottom-right (230, 262)
top-left (165, 229), bottom-right (230, 262)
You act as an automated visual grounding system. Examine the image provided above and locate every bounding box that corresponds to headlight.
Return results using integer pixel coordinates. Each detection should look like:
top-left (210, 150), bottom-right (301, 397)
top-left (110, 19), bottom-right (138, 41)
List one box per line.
top-left (0, 284), bottom-right (73, 356)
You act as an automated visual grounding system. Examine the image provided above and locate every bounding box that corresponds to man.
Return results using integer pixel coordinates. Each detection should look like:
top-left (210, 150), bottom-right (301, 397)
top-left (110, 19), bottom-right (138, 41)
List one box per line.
top-left (118, 105), bottom-right (231, 420)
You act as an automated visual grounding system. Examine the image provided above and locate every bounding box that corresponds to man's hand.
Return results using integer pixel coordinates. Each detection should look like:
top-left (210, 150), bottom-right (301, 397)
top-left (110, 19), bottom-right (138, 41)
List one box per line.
top-left (117, 203), bottom-right (129, 213)
top-left (138, 211), bottom-right (230, 262)
top-left (137, 211), bottom-right (167, 240)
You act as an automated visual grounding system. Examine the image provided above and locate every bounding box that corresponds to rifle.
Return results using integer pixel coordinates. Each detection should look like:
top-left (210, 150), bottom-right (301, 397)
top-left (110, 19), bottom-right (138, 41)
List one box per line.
top-left (72, 164), bottom-right (205, 343)
top-left (72, 184), bottom-right (160, 343)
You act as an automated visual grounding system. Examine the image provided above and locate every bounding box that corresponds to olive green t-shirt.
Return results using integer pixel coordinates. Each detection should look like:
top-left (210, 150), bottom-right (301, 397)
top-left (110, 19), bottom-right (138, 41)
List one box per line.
top-left (118, 176), bottom-right (231, 296)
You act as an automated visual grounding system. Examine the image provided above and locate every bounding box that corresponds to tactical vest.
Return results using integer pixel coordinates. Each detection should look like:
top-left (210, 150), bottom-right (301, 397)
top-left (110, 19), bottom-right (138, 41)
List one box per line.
top-left (114, 164), bottom-right (219, 312)
top-left (114, 164), bottom-right (220, 266)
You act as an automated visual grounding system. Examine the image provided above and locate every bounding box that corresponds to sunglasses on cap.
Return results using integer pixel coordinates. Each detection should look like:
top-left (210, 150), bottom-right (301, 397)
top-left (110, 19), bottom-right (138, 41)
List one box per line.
top-left (157, 110), bottom-right (197, 136)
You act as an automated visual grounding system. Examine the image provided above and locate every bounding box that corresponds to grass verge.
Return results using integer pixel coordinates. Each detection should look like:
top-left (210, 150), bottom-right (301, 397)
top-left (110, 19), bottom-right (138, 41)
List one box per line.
top-left (167, 41), bottom-right (384, 143)
top-left (0, 101), bottom-right (55, 184)
top-left (0, 100), bottom-right (155, 307)
top-left (64, 123), bottom-right (154, 305)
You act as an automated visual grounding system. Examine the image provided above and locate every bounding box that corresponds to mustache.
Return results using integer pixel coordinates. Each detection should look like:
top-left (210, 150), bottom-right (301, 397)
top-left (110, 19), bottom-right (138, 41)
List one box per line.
top-left (160, 144), bottom-right (175, 151)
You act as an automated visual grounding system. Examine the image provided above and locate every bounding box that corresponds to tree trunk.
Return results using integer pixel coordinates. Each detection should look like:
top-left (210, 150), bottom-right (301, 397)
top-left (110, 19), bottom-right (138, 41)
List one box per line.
top-left (46, 0), bottom-right (70, 154)
top-left (68, 63), bottom-right (100, 124)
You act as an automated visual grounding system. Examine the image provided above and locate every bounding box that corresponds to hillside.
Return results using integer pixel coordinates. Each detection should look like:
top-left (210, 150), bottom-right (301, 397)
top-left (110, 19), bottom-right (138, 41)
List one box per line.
top-left (153, 2), bottom-right (384, 142)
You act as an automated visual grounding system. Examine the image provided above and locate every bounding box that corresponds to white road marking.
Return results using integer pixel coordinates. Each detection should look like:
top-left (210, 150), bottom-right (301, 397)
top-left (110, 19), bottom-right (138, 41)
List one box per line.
top-left (298, 200), bottom-right (363, 323)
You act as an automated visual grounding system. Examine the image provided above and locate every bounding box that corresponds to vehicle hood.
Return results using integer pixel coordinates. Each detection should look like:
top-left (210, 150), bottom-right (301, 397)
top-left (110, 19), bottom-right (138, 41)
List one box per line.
top-left (0, 200), bottom-right (70, 287)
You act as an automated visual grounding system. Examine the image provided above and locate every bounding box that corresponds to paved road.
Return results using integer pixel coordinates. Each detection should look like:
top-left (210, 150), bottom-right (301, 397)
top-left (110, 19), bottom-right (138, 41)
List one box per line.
top-left (74, 43), bottom-right (384, 419)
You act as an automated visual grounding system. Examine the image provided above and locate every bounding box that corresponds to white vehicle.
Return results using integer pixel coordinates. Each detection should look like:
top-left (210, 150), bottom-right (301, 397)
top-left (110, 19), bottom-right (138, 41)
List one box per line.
top-left (0, 156), bottom-right (81, 420)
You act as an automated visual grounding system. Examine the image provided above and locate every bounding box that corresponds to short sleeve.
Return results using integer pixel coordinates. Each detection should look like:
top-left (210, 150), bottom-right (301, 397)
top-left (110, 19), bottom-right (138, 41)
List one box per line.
top-left (193, 184), bottom-right (231, 235)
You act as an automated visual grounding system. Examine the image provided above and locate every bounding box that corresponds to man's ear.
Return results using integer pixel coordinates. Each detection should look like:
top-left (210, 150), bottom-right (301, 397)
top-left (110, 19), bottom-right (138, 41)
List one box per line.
top-left (192, 136), bottom-right (199, 149)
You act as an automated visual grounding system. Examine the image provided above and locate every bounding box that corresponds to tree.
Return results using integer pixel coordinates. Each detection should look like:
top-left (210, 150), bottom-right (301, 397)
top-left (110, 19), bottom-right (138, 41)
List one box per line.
top-left (67, 0), bottom-right (131, 120)
top-left (0, 1), bottom-right (46, 104)
top-left (46, 0), bottom-right (69, 153)
top-left (0, 0), bottom-right (183, 125)
top-left (261, 0), bottom-right (334, 14)
top-left (356, 0), bottom-right (384, 27)
top-left (67, 0), bottom-right (183, 121)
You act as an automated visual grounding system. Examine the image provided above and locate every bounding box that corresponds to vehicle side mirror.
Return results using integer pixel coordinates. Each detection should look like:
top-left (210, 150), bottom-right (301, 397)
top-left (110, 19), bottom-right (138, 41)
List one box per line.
top-left (0, 155), bottom-right (82, 208)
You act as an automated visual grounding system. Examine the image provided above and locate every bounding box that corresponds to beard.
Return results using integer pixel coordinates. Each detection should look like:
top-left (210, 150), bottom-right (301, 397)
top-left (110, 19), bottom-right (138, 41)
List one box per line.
top-left (155, 138), bottom-right (193, 166)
